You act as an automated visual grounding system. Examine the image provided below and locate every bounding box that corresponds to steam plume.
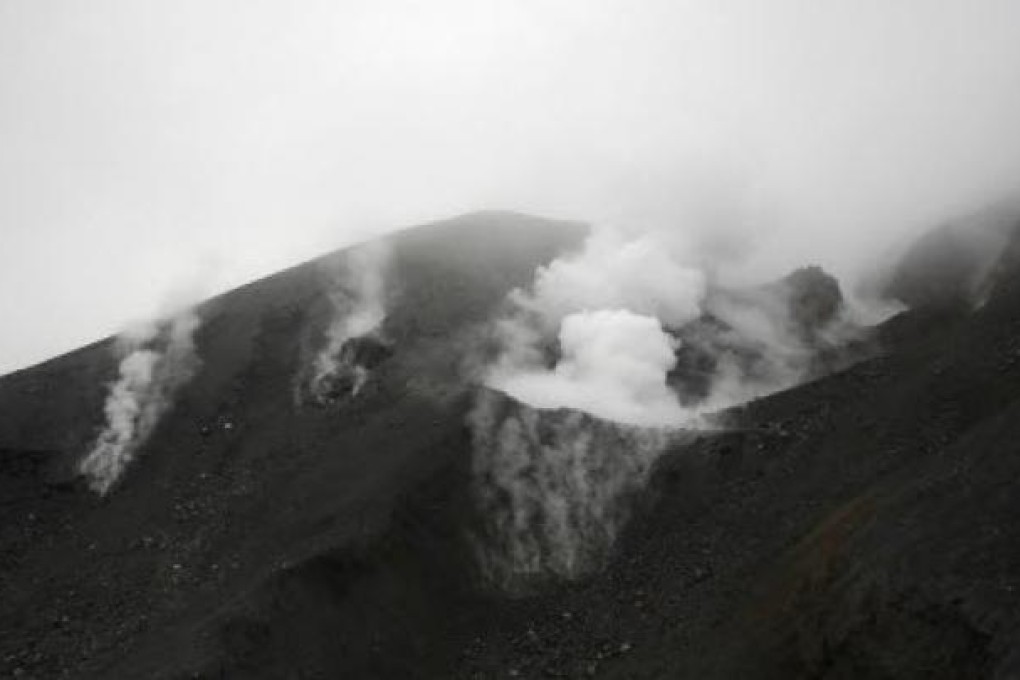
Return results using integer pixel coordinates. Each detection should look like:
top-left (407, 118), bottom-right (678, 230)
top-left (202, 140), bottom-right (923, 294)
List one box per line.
top-left (468, 228), bottom-right (700, 585)
top-left (516, 229), bottom-right (707, 328)
top-left (306, 240), bottom-right (392, 404)
top-left (680, 268), bottom-right (860, 412)
top-left (487, 227), bottom-right (866, 422)
top-left (470, 226), bottom-right (864, 586)
top-left (491, 309), bottom-right (685, 427)
top-left (80, 310), bottom-right (201, 494)
top-left (488, 227), bottom-right (707, 426)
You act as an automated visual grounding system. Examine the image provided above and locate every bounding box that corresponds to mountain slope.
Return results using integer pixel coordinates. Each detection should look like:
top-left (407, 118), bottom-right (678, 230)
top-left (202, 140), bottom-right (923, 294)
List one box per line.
top-left (0, 211), bottom-right (588, 678)
top-left (453, 224), bottom-right (1020, 679)
top-left (2, 210), bottom-right (1020, 679)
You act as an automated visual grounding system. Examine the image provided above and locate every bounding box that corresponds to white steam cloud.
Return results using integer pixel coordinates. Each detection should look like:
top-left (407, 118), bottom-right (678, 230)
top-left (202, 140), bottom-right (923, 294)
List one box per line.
top-left (80, 310), bottom-right (201, 495)
top-left (306, 240), bottom-right (392, 404)
top-left (489, 227), bottom-right (707, 427)
top-left (491, 309), bottom-right (684, 427)
top-left (517, 230), bottom-right (707, 328)
top-left (471, 226), bottom-right (866, 586)
top-left (487, 226), bottom-right (867, 424)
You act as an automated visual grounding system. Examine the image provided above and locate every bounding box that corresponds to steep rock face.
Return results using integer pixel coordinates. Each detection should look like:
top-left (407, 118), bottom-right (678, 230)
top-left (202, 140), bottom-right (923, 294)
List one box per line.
top-left (469, 388), bottom-right (677, 592)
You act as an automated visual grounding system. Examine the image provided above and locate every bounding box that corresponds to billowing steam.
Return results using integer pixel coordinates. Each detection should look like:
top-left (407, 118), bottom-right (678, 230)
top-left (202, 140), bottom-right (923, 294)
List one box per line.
top-left (80, 310), bottom-right (201, 495)
top-left (488, 228), bottom-right (707, 426)
top-left (515, 230), bottom-right (707, 328)
top-left (491, 309), bottom-right (685, 427)
top-left (470, 228), bottom-right (701, 585)
top-left (471, 226), bottom-right (862, 586)
top-left (486, 227), bottom-right (862, 423)
top-left (305, 240), bottom-right (392, 405)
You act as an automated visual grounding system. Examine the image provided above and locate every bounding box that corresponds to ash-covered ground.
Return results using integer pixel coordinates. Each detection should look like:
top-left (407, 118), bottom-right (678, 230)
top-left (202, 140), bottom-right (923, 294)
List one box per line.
top-left (2, 210), bottom-right (1020, 679)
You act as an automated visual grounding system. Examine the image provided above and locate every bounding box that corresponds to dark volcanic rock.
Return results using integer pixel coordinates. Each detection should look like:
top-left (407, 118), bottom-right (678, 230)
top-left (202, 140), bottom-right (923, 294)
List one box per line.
top-left (339, 335), bottom-right (393, 371)
top-left (772, 265), bottom-right (843, 340)
top-left (306, 335), bottom-right (395, 406)
top-left (0, 211), bottom-right (588, 679)
top-left (3, 211), bottom-right (1020, 679)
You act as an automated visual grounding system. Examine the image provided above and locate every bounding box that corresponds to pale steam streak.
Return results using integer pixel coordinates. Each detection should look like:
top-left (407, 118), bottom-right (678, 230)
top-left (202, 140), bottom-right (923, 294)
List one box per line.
top-left (307, 240), bottom-right (391, 402)
top-left (80, 311), bottom-right (201, 495)
top-left (470, 389), bottom-right (672, 591)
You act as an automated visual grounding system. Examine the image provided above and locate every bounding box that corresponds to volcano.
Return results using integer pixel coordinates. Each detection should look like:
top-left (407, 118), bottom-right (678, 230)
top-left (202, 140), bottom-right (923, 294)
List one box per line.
top-left (2, 210), bottom-right (1020, 679)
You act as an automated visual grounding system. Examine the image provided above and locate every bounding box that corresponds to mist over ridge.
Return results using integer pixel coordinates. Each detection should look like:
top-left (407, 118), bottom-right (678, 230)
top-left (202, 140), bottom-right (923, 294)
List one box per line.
top-left (3, 0), bottom-right (1020, 372)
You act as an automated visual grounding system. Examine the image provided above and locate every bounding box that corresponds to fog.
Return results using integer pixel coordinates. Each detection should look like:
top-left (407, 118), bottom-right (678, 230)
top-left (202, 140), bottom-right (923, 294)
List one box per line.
top-left (2, 0), bottom-right (1020, 373)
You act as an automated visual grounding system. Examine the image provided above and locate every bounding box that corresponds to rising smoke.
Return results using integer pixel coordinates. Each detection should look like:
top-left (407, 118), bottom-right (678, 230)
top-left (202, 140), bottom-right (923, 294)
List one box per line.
top-left (514, 229), bottom-right (707, 329)
top-left (487, 228), bottom-right (706, 423)
top-left (491, 309), bottom-right (685, 427)
top-left (471, 225), bottom-right (863, 586)
top-left (79, 310), bottom-right (201, 495)
top-left (304, 240), bottom-right (392, 405)
top-left (481, 226), bottom-right (850, 425)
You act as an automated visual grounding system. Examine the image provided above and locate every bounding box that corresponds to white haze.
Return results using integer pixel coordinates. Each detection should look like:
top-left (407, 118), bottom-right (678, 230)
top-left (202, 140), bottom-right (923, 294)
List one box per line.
top-left (3, 0), bottom-right (1020, 373)
top-left (79, 309), bottom-right (201, 494)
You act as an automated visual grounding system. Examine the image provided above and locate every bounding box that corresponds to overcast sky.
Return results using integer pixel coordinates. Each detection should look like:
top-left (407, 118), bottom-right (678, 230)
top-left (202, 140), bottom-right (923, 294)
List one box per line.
top-left (2, 0), bottom-right (1020, 374)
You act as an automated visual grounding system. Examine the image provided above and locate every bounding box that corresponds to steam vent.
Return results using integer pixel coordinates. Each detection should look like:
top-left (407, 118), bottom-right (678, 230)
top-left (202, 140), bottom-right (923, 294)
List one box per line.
top-left (3, 210), bottom-right (1020, 679)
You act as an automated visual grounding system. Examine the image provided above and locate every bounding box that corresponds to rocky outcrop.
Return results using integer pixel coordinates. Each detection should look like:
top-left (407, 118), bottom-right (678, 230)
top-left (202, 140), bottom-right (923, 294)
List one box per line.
top-left (668, 265), bottom-right (852, 407)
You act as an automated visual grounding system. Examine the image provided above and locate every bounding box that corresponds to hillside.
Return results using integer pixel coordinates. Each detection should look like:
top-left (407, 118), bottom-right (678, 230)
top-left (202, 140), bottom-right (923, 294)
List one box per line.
top-left (2, 210), bottom-right (1020, 678)
top-left (0, 211), bottom-right (588, 678)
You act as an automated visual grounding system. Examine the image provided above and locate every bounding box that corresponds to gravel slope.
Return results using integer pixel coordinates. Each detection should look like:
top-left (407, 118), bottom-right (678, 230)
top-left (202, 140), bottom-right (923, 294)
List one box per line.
top-left (2, 212), bottom-right (1019, 679)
